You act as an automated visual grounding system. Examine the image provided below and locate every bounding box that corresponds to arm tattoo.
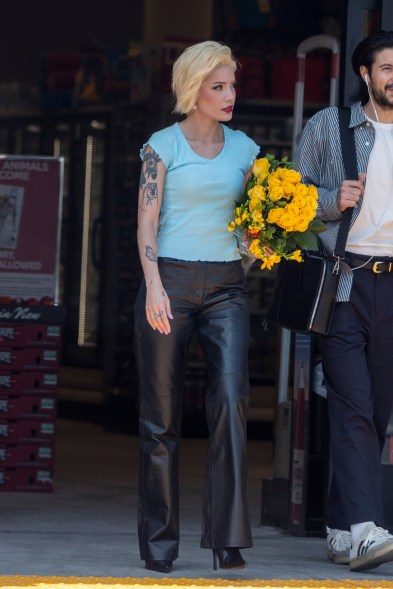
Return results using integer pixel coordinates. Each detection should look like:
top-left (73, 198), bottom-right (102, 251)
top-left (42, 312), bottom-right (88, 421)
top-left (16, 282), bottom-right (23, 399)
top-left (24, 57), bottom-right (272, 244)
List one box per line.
top-left (145, 245), bottom-right (157, 262)
top-left (140, 149), bottom-right (161, 207)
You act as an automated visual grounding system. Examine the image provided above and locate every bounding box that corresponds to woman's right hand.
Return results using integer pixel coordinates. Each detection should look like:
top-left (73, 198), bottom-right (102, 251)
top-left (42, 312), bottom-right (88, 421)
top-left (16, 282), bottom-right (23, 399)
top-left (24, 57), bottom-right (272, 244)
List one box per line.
top-left (137, 144), bottom-right (172, 334)
top-left (145, 282), bottom-right (173, 335)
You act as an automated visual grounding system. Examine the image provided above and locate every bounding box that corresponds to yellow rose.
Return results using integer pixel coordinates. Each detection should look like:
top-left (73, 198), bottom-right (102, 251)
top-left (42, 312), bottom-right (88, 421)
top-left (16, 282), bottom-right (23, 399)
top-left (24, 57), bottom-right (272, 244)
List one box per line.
top-left (282, 181), bottom-right (296, 198)
top-left (273, 167), bottom-right (285, 180)
top-left (252, 158), bottom-right (270, 179)
top-left (292, 194), bottom-right (307, 208)
top-left (248, 184), bottom-right (266, 202)
top-left (301, 205), bottom-right (316, 220)
top-left (285, 203), bottom-right (300, 216)
top-left (307, 184), bottom-right (319, 201)
top-left (282, 169), bottom-right (302, 184)
top-left (292, 215), bottom-right (309, 232)
top-left (306, 197), bottom-right (318, 211)
top-left (269, 186), bottom-right (284, 201)
top-left (267, 207), bottom-right (285, 224)
top-left (268, 172), bottom-right (282, 188)
top-left (294, 183), bottom-right (308, 198)
top-left (277, 212), bottom-right (295, 231)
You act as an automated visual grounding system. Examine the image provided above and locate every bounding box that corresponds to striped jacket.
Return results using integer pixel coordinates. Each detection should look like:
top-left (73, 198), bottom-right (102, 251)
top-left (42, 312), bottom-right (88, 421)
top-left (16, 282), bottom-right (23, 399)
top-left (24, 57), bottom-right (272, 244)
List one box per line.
top-left (294, 101), bottom-right (375, 301)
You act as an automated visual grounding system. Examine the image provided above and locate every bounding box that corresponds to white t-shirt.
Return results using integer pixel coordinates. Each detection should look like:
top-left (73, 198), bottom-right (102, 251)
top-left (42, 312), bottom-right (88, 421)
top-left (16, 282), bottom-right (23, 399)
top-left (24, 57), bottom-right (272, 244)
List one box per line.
top-left (347, 117), bottom-right (393, 257)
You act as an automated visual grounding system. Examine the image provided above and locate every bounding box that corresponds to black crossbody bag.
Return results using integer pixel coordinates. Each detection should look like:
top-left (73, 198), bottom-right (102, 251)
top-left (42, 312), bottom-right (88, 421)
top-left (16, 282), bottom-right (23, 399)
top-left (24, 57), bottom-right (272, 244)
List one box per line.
top-left (265, 107), bottom-right (357, 336)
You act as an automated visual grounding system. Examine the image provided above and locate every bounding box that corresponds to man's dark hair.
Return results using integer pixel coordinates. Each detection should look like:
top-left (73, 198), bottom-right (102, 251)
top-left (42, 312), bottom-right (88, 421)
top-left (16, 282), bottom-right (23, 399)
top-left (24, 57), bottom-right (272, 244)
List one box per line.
top-left (350, 30), bottom-right (393, 104)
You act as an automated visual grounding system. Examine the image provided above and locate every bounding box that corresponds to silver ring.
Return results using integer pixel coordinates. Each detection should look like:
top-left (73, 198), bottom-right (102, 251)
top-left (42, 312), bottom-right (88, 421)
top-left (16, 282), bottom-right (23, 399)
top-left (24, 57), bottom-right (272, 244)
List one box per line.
top-left (154, 312), bottom-right (161, 318)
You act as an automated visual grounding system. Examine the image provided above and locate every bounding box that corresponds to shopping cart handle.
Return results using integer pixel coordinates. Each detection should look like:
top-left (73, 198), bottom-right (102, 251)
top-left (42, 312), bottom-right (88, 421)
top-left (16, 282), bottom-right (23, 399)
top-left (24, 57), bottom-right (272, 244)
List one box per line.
top-left (297, 34), bottom-right (340, 58)
top-left (292, 34), bottom-right (340, 156)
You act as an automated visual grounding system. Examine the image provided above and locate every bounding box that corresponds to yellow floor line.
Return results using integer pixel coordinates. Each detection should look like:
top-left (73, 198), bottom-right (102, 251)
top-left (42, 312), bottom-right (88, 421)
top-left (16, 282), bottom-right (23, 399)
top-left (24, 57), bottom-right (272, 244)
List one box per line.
top-left (2, 578), bottom-right (393, 589)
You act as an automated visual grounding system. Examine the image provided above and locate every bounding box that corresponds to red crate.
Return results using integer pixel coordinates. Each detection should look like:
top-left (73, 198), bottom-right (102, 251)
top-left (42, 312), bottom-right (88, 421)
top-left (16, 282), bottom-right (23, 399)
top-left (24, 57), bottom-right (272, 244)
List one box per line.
top-left (0, 419), bottom-right (55, 444)
top-left (0, 347), bottom-right (59, 371)
top-left (0, 324), bottom-right (61, 348)
top-left (0, 466), bottom-right (53, 492)
top-left (0, 443), bottom-right (54, 467)
top-left (0, 371), bottom-right (58, 395)
top-left (270, 56), bottom-right (329, 103)
top-left (0, 395), bottom-right (56, 419)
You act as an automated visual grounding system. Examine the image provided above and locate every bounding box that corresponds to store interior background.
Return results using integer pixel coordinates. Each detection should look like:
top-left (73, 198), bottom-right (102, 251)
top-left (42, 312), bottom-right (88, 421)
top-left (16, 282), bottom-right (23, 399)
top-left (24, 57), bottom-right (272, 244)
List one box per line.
top-left (0, 2), bottom-right (345, 449)
top-left (0, 0), bottom-right (347, 428)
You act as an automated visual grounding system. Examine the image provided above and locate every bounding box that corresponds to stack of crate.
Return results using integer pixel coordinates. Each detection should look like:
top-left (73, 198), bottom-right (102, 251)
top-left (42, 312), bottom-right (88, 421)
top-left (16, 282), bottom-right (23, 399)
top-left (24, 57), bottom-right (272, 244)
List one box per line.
top-left (0, 322), bottom-right (61, 492)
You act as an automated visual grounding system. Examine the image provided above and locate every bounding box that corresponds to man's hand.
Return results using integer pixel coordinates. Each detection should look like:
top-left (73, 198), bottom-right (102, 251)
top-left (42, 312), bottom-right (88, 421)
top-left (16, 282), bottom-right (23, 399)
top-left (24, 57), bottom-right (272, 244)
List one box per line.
top-left (337, 173), bottom-right (366, 212)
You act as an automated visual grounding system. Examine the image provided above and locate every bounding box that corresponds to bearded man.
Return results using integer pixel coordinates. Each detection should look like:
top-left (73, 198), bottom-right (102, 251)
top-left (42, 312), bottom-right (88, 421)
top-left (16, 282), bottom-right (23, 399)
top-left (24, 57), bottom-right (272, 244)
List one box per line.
top-left (295, 30), bottom-right (393, 573)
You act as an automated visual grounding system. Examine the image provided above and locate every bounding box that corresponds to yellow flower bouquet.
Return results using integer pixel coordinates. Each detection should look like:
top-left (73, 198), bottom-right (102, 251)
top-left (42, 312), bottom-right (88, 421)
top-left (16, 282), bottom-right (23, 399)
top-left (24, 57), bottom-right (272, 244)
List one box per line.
top-left (228, 154), bottom-right (326, 270)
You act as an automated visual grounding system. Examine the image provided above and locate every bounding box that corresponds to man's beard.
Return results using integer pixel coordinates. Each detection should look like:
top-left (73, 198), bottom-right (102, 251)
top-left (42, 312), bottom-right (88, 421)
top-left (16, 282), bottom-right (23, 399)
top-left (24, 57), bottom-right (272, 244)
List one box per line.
top-left (370, 83), bottom-right (393, 109)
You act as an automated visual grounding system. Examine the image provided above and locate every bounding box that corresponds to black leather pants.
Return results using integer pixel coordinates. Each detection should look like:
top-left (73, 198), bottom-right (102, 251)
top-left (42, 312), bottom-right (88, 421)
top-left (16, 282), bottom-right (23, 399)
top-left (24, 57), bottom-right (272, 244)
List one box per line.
top-left (134, 258), bottom-right (252, 561)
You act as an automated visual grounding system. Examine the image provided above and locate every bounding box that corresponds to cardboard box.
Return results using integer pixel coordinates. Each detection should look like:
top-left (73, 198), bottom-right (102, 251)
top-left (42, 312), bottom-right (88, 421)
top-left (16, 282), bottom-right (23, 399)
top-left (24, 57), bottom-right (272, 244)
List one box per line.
top-left (0, 443), bottom-right (54, 467)
top-left (0, 395), bottom-right (56, 419)
top-left (0, 324), bottom-right (61, 348)
top-left (0, 347), bottom-right (60, 371)
top-left (0, 419), bottom-right (55, 444)
top-left (0, 466), bottom-right (53, 492)
top-left (0, 371), bottom-right (58, 395)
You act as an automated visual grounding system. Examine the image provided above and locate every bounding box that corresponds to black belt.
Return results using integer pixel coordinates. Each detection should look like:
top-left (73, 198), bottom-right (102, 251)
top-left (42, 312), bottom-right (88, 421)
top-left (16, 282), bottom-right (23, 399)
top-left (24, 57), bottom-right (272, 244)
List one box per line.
top-left (345, 252), bottom-right (393, 273)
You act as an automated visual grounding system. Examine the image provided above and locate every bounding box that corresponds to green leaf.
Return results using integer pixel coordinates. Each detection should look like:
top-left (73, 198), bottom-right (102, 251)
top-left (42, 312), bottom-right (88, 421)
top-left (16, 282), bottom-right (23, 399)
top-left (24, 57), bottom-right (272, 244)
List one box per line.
top-left (309, 219), bottom-right (327, 233)
top-left (285, 236), bottom-right (297, 250)
top-left (293, 231), bottom-right (318, 250)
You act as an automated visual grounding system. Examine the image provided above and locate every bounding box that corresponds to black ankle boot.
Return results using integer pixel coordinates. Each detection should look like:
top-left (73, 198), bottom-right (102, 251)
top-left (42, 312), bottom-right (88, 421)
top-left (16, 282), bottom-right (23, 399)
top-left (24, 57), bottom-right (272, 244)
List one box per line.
top-left (145, 559), bottom-right (173, 573)
top-left (212, 548), bottom-right (247, 570)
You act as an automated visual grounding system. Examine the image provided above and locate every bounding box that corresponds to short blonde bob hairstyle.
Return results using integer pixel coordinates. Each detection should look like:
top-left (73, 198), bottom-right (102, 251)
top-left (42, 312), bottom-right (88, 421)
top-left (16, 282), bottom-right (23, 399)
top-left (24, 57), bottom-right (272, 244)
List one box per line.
top-left (172, 41), bottom-right (237, 115)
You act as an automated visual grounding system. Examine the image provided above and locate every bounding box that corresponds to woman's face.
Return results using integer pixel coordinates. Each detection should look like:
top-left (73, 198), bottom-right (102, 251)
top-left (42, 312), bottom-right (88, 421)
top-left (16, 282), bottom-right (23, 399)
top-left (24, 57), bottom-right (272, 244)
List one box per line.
top-left (195, 64), bottom-right (236, 121)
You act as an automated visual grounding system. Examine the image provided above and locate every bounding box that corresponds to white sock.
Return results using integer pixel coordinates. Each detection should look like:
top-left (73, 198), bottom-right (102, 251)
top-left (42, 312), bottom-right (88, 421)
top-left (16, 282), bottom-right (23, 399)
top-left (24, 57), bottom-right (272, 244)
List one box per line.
top-left (351, 521), bottom-right (375, 545)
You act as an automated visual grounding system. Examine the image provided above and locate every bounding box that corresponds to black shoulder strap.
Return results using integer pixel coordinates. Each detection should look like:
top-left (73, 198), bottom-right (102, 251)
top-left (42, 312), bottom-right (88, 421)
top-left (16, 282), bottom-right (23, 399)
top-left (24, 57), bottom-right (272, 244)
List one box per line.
top-left (333, 106), bottom-right (358, 260)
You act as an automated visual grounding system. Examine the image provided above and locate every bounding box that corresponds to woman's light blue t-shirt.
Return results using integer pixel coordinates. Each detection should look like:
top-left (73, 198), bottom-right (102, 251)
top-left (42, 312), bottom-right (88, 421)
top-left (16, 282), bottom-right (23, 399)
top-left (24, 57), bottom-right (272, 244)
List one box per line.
top-left (140, 122), bottom-right (259, 262)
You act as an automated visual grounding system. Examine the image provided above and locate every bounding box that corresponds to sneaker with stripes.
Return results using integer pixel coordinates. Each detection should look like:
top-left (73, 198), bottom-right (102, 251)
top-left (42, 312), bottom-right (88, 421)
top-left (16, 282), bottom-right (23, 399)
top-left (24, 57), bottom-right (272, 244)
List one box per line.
top-left (350, 523), bottom-right (393, 572)
top-left (327, 529), bottom-right (351, 565)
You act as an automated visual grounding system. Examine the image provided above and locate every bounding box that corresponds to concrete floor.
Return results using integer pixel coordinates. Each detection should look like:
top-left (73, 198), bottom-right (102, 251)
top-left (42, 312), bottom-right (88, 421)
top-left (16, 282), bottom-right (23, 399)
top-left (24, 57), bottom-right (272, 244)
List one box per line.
top-left (1, 418), bottom-right (393, 581)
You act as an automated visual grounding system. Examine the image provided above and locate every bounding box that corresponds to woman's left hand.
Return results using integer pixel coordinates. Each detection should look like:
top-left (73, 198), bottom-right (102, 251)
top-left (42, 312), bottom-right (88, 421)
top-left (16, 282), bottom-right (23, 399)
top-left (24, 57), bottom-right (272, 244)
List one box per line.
top-left (146, 282), bottom-right (173, 335)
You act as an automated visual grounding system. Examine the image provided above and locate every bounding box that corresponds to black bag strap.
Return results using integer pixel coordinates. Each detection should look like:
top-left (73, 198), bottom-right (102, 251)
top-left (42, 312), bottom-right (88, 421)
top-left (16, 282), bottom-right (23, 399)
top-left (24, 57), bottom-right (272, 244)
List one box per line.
top-left (333, 106), bottom-right (358, 261)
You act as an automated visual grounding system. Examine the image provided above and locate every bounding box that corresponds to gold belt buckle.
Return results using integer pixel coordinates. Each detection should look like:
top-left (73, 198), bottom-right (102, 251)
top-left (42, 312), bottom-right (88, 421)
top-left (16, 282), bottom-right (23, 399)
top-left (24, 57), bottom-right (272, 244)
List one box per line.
top-left (373, 261), bottom-right (392, 273)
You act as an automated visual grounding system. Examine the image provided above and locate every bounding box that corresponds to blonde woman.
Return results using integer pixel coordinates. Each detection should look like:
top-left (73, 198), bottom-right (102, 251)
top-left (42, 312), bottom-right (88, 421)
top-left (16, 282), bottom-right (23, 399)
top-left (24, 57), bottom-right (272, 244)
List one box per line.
top-left (134, 40), bottom-right (259, 574)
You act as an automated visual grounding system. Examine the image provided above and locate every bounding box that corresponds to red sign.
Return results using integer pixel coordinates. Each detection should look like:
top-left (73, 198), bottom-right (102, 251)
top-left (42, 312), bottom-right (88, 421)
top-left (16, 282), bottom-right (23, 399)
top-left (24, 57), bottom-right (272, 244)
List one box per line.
top-left (0, 156), bottom-right (63, 305)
